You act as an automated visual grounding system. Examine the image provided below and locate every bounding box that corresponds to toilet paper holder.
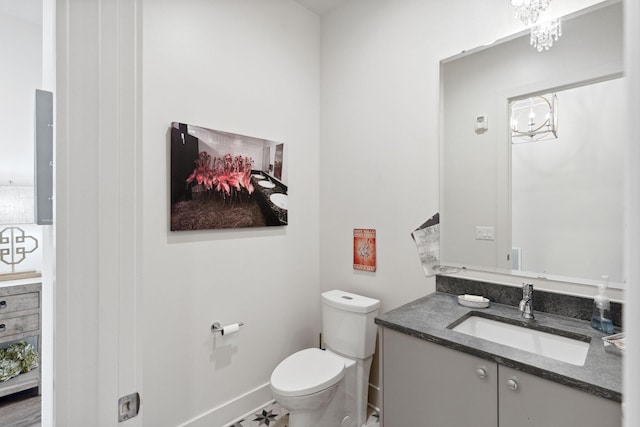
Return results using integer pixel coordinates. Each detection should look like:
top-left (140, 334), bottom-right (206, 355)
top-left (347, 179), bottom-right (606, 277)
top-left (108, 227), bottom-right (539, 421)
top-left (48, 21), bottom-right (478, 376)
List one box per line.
top-left (211, 321), bottom-right (244, 335)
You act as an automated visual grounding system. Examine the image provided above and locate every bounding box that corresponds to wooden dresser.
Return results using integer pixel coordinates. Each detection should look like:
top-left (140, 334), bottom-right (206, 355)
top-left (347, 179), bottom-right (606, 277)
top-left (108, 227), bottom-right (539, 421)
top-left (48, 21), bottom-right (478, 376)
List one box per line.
top-left (0, 282), bottom-right (41, 397)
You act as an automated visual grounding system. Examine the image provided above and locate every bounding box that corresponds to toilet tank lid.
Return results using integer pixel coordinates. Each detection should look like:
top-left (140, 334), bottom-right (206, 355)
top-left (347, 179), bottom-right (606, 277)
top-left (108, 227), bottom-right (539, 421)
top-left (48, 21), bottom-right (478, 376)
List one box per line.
top-left (321, 290), bottom-right (380, 314)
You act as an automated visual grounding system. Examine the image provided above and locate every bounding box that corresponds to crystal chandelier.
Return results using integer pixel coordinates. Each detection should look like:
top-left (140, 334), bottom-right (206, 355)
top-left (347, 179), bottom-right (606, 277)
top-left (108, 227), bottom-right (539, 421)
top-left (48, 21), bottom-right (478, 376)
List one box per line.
top-left (530, 19), bottom-right (562, 52)
top-left (510, 0), bottom-right (552, 25)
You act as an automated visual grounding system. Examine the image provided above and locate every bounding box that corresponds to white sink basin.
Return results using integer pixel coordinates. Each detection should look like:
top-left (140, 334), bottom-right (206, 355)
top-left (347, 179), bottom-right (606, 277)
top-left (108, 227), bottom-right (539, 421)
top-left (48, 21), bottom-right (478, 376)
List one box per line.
top-left (270, 193), bottom-right (288, 210)
top-left (258, 180), bottom-right (275, 189)
top-left (451, 315), bottom-right (590, 366)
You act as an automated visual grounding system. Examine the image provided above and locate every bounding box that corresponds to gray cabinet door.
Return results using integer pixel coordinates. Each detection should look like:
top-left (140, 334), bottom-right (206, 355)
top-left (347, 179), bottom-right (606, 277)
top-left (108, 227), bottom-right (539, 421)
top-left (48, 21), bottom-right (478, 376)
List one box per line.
top-left (382, 328), bottom-right (498, 427)
top-left (498, 365), bottom-right (621, 427)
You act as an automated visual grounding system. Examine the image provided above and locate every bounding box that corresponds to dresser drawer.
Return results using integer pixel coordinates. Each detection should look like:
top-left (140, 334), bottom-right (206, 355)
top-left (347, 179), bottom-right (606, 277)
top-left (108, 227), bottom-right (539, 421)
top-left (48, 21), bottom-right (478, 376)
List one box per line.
top-left (0, 292), bottom-right (39, 314)
top-left (0, 314), bottom-right (39, 338)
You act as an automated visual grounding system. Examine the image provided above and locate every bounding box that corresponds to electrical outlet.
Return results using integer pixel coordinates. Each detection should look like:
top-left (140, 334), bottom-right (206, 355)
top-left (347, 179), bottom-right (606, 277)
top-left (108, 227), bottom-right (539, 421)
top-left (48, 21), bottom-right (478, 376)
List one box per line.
top-left (475, 226), bottom-right (495, 241)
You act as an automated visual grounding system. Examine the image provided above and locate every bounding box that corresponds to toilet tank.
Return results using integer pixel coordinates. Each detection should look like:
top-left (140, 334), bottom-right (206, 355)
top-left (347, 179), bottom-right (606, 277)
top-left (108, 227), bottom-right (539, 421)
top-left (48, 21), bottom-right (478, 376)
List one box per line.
top-left (321, 290), bottom-right (380, 359)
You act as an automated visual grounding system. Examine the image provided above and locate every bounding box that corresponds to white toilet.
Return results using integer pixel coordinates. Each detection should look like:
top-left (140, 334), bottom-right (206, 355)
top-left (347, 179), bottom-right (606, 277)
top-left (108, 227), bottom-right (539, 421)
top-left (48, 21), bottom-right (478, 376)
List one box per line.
top-left (270, 290), bottom-right (380, 427)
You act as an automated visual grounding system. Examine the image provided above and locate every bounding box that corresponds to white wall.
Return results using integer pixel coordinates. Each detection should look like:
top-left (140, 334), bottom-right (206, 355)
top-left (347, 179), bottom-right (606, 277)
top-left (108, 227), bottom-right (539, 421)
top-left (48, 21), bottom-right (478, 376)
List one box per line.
top-left (142, 1), bottom-right (320, 425)
top-left (0, 0), bottom-right (42, 186)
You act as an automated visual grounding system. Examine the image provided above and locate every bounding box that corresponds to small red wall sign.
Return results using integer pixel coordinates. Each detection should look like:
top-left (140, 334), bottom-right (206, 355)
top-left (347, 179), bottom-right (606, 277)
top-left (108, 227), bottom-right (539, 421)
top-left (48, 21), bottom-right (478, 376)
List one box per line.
top-left (353, 228), bottom-right (376, 272)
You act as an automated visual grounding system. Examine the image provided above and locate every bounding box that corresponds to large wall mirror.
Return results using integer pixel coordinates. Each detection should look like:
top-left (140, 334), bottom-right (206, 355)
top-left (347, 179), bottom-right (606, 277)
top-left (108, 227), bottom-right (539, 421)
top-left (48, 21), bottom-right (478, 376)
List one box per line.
top-left (440, 0), bottom-right (626, 287)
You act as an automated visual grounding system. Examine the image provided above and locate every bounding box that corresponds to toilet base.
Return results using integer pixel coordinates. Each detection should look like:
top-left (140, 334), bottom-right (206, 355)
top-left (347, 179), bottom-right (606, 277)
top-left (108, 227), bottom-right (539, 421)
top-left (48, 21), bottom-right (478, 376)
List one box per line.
top-left (273, 355), bottom-right (361, 427)
top-left (280, 380), bottom-right (345, 427)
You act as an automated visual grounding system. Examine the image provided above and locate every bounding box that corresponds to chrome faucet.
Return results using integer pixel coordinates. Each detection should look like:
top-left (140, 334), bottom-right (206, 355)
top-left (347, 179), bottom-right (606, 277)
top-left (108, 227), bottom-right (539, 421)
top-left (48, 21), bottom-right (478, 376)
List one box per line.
top-left (519, 283), bottom-right (534, 319)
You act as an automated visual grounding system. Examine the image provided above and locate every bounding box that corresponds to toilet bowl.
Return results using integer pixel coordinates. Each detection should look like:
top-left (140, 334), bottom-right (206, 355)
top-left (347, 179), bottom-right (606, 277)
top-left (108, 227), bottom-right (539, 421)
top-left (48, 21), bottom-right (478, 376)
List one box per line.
top-left (270, 290), bottom-right (380, 427)
top-left (270, 348), bottom-right (356, 427)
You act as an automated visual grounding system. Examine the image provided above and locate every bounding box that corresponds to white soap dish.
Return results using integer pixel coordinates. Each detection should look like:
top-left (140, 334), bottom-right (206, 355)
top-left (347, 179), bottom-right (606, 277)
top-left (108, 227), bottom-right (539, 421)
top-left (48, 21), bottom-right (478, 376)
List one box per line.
top-left (458, 294), bottom-right (490, 309)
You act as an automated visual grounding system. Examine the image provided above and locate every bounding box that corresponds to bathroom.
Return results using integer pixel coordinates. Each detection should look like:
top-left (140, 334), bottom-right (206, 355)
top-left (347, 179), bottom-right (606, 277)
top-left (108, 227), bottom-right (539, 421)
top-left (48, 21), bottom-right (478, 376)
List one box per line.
top-left (1, 0), bottom-right (638, 426)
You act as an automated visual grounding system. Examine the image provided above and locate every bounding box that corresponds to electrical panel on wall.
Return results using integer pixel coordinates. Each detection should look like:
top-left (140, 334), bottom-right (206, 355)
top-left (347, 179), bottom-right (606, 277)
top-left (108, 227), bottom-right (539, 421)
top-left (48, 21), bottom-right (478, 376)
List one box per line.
top-left (35, 89), bottom-right (53, 225)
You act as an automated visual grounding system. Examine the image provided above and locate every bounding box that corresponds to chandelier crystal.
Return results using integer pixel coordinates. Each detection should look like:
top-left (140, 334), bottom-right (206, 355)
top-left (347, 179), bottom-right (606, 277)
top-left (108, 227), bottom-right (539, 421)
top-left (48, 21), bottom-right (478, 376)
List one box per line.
top-left (530, 19), bottom-right (562, 52)
top-left (510, 0), bottom-right (552, 25)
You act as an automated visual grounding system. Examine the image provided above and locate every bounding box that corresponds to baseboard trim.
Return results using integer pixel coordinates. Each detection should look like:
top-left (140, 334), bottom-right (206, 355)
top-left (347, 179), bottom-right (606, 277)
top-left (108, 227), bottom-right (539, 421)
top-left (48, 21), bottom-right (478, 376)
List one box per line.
top-left (178, 382), bottom-right (273, 427)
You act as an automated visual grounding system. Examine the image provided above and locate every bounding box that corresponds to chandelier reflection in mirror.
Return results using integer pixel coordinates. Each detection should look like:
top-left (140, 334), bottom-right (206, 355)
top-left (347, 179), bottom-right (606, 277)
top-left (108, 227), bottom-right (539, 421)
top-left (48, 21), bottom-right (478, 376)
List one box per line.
top-left (510, 93), bottom-right (558, 144)
top-left (510, 0), bottom-right (552, 25)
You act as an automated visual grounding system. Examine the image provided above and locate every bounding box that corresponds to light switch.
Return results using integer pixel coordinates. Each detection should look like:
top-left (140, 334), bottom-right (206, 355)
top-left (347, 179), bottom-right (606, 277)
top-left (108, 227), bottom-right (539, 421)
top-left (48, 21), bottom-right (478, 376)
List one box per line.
top-left (475, 226), bottom-right (494, 241)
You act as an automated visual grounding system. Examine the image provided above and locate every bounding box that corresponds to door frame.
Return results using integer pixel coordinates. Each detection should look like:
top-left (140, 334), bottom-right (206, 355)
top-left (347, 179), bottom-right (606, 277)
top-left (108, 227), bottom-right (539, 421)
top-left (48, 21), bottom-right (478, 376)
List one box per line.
top-left (55, 0), bottom-right (143, 425)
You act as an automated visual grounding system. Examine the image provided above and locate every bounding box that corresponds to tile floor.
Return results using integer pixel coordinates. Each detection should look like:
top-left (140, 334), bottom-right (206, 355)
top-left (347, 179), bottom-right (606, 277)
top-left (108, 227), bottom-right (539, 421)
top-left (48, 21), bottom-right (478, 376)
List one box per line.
top-left (225, 401), bottom-right (380, 427)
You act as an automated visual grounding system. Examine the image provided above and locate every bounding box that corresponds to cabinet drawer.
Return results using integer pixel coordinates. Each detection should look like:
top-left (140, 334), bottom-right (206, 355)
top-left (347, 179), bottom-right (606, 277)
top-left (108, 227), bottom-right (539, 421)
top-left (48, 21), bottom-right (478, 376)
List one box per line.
top-left (0, 314), bottom-right (39, 338)
top-left (0, 293), bottom-right (39, 314)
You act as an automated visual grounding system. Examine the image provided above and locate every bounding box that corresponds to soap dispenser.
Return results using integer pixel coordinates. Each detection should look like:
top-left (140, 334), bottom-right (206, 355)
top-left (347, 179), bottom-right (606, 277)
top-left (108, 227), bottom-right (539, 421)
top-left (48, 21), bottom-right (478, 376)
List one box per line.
top-left (591, 275), bottom-right (614, 334)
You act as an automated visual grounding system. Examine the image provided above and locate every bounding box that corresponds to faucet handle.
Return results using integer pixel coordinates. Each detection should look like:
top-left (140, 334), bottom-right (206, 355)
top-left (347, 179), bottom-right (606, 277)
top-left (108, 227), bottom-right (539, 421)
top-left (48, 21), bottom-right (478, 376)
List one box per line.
top-left (520, 283), bottom-right (535, 319)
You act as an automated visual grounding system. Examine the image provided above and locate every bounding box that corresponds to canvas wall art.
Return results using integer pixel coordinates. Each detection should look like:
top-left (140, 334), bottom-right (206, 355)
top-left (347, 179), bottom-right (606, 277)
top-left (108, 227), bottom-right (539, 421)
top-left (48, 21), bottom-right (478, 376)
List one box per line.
top-left (170, 122), bottom-right (288, 231)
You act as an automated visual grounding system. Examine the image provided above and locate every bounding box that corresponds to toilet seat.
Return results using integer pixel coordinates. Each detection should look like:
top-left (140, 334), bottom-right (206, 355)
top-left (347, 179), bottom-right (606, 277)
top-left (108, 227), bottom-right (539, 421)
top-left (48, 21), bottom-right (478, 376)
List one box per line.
top-left (270, 348), bottom-right (345, 397)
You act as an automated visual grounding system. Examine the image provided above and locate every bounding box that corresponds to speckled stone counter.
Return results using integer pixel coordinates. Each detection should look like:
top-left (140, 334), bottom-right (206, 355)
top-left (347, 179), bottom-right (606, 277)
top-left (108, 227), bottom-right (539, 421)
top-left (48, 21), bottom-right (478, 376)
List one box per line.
top-left (251, 174), bottom-right (288, 225)
top-left (375, 292), bottom-right (623, 402)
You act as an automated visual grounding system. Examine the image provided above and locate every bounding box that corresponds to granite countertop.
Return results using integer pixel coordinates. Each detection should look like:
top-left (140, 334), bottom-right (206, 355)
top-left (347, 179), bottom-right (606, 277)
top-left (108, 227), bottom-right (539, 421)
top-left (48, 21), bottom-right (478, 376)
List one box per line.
top-left (251, 174), bottom-right (288, 225)
top-left (375, 292), bottom-right (622, 402)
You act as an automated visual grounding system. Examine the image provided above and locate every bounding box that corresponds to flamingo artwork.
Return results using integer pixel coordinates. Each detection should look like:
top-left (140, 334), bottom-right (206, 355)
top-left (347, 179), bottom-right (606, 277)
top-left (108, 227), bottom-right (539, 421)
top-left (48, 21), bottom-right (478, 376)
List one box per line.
top-left (186, 152), bottom-right (255, 203)
top-left (171, 122), bottom-right (287, 231)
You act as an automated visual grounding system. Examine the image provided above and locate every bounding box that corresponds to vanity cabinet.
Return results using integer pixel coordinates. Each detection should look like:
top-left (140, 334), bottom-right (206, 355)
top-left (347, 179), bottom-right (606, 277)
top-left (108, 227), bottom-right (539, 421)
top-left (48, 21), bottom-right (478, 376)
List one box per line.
top-left (498, 366), bottom-right (621, 426)
top-left (382, 328), bottom-right (497, 427)
top-left (0, 282), bottom-right (41, 397)
top-left (382, 328), bottom-right (621, 427)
